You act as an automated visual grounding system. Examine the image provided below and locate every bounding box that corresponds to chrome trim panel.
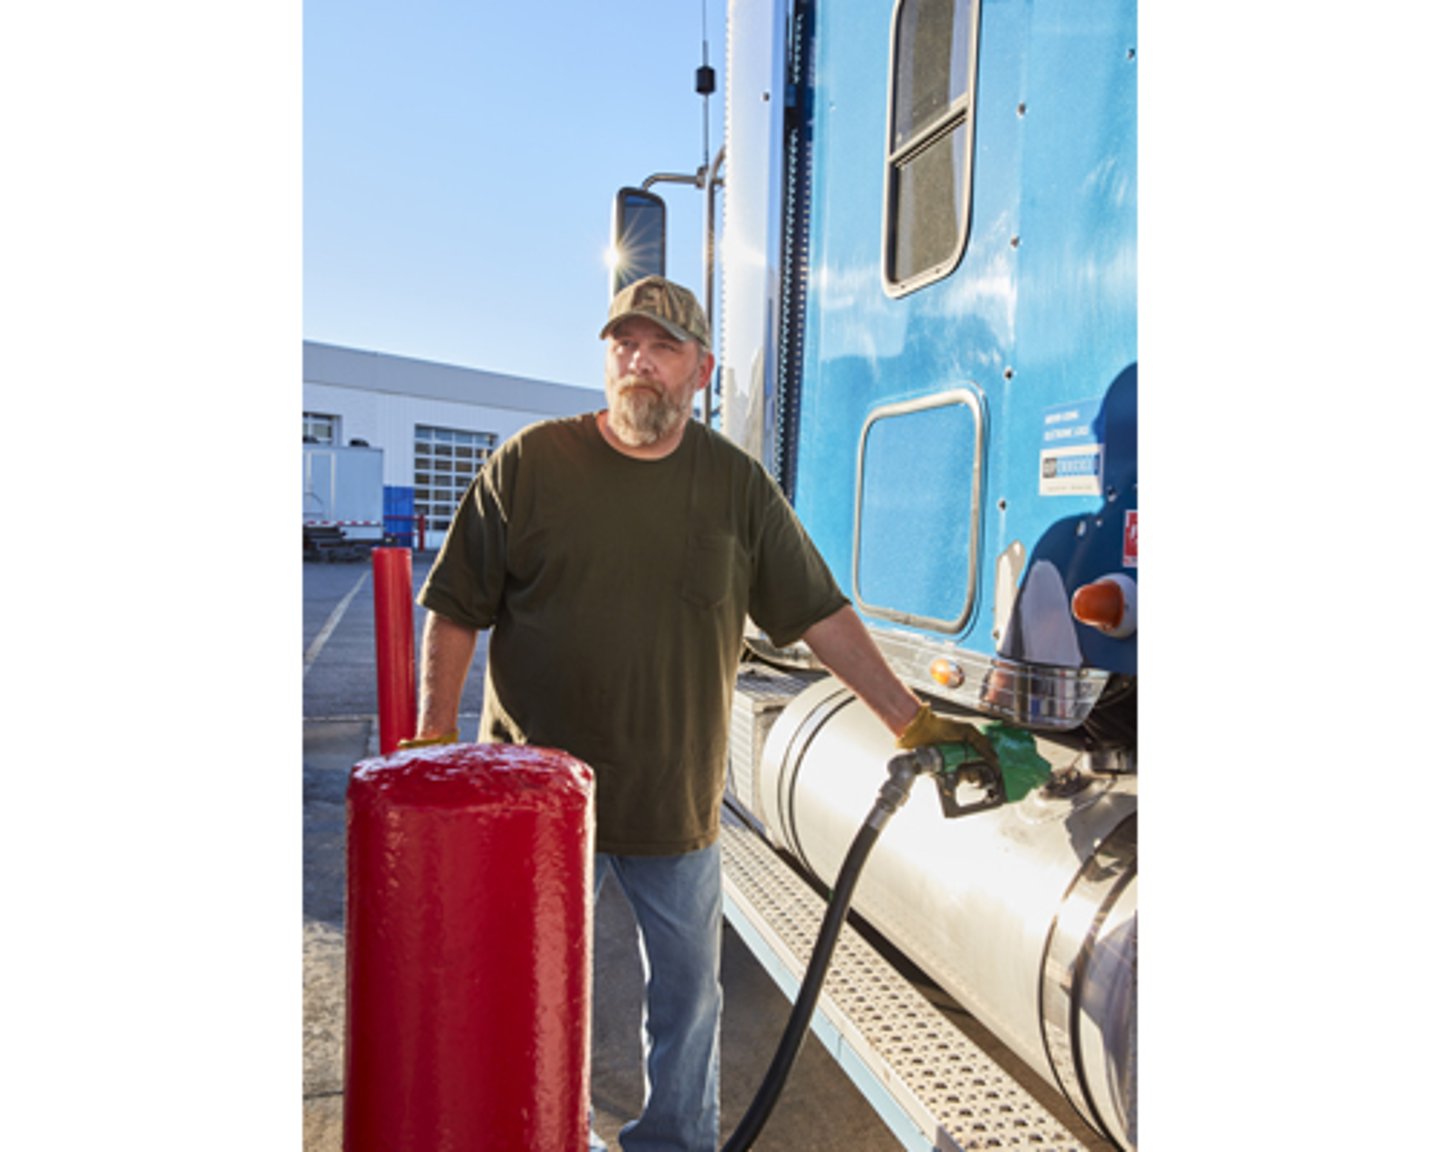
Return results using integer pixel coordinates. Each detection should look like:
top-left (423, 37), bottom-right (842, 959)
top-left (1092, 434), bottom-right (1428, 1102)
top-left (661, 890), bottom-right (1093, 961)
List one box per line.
top-left (870, 628), bottom-right (1108, 729)
top-left (744, 629), bottom-right (1109, 731)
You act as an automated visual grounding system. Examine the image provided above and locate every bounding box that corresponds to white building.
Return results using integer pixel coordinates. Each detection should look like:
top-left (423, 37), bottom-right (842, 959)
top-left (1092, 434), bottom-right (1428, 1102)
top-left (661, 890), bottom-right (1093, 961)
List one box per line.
top-left (303, 341), bottom-right (604, 547)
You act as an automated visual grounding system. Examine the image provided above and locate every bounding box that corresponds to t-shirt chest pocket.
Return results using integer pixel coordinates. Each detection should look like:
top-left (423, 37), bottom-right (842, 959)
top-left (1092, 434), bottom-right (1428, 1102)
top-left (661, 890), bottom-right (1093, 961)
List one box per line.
top-left (681, 529), bottom-right (744, 610)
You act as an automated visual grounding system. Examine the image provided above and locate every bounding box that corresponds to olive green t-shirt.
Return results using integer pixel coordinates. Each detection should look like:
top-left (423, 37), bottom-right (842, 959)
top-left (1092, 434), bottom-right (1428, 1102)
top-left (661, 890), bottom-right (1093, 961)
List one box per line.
top-left (417, 413), bottom-right (849, 855)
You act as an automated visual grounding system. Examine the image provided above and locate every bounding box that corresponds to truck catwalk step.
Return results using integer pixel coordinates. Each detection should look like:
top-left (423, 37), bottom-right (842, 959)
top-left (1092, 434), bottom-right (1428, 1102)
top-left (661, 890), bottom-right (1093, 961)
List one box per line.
top-left (719, 817), bottom-right (1096, 1151)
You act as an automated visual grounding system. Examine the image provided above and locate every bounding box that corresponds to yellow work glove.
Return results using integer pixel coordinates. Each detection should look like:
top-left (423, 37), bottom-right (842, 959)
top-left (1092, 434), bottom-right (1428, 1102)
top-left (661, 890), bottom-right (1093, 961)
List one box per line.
top-left (896, 702), bottom-right (988, 751)
top-left (397, 728), bottom-right (459, 750)
top-left (896, 702), bottom-right (1005, 811)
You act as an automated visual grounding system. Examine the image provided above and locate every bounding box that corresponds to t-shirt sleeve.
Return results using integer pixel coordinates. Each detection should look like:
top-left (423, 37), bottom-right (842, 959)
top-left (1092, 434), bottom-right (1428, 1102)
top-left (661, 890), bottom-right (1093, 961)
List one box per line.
top-left (416, 453), bottom-right (511, 630)
top-left (746, 474), bottom-right (850, 648)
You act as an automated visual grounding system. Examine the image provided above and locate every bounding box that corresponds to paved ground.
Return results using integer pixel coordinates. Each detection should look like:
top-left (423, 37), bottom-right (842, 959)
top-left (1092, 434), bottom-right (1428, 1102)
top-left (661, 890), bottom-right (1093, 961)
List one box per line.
top-left (302, 554), bottom-right (901, 1150)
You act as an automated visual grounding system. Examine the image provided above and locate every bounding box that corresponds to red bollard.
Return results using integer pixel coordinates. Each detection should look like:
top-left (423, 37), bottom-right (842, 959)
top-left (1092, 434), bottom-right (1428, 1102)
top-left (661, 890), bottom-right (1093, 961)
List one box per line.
top-left (371, 547), bottom-right (416, 755)
top-left (343, 743), bottom-right (595, 1152)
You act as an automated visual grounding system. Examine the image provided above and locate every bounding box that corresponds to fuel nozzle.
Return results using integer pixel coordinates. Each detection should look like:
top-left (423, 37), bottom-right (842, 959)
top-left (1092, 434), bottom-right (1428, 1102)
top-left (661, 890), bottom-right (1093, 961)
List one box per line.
top-left (918, 732), bottom-right (1008, 818)
top-left (875, 729), bottom-right (1008, 830)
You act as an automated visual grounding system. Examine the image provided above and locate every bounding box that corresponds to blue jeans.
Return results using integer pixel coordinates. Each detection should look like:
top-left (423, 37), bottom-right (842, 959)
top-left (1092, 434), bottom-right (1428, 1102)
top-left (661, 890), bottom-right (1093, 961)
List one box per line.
top-left (589, 844), bottom-right (724, 1152)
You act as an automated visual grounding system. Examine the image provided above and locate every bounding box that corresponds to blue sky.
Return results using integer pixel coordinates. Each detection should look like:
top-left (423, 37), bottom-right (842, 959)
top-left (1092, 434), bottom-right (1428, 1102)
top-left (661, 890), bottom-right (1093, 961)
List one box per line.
top-left (304, 0), bottom-right (724, 388)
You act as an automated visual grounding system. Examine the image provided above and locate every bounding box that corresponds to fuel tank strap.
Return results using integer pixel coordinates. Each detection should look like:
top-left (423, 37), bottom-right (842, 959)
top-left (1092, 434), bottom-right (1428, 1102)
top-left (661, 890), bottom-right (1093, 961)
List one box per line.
top-left (1039, 811), bottom-right (1138, 1148)
top-left (719, 814), bottom-right (1103, 1151)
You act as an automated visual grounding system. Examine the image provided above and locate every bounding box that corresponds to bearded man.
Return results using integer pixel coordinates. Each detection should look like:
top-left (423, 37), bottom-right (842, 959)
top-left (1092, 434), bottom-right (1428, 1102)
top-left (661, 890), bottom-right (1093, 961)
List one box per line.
top-left (410, 275), bottom-right (960, 1152)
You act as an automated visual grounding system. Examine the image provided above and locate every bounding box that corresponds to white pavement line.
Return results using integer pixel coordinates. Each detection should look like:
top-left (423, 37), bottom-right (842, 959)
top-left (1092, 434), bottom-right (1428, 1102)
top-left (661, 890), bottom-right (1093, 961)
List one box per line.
top-left (304, 569), bottom-right (370, 679)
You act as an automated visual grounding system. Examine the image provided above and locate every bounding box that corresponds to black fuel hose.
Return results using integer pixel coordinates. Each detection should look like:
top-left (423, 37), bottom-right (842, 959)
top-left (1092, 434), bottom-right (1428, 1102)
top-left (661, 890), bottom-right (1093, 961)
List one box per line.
top-left (720, 751), bottom-right (933, 1152)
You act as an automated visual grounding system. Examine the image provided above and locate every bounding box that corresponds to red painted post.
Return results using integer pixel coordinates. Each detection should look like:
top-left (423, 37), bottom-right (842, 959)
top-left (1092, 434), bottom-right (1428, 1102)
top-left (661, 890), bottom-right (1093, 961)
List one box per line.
top-left (371, 546), bottom-right (416, 755)
top-left (344, 744), bottom-right (595, 1152)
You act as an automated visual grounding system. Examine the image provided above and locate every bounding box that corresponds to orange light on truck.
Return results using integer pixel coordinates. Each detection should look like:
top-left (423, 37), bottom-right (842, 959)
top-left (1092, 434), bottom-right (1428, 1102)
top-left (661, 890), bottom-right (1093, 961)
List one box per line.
top-left (929, 657), bottom-right (964, 689)
top-left (1070, 574), bottom-right (1137, 639)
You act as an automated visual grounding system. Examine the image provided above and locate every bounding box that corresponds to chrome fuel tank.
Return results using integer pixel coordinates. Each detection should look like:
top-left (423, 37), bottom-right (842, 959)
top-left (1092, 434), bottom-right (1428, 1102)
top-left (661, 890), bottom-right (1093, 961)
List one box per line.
top-left (749, 677), bottom-right (1137, 1149)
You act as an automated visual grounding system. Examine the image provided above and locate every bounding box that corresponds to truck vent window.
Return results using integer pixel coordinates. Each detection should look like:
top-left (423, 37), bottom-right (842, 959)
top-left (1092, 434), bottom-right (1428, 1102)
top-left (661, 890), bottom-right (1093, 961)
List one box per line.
top-left (414, 424), bottom-right (498, 533)
top-left (883, 0), bottom-right (979, 296)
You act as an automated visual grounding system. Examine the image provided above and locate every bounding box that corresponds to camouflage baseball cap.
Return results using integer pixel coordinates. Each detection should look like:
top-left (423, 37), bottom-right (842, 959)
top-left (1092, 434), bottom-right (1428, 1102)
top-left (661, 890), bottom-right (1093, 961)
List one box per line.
top-left (600, 275), bottom-right (711, 348)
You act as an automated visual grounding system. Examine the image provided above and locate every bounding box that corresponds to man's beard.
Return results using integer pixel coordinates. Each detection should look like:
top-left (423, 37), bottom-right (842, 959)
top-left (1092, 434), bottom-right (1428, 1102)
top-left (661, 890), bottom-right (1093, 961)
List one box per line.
top-left (606, 374), bottom-right (690, 448)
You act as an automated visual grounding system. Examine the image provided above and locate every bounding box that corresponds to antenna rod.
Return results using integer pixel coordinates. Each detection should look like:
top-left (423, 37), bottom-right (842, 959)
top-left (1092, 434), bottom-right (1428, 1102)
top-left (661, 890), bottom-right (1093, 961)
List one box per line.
top-left (697, 0), bottom-right (715, 169)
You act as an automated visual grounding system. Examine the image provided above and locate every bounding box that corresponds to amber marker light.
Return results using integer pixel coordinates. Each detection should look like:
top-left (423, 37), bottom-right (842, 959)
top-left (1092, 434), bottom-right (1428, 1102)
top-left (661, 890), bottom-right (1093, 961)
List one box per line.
top-left (1070, 574), bottom-right (1137, 639)
top-left (929, 657), bottom-right (964, 689)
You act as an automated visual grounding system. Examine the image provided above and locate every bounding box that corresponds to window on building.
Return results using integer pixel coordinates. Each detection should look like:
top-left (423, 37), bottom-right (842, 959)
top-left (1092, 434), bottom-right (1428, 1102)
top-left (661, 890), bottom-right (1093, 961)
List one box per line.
top-left (303, 412), bottom-right (338, 444)
top-left (414, 425), bottom-right (499, 531)
top-left (883, 0), bottom-right (980, 296)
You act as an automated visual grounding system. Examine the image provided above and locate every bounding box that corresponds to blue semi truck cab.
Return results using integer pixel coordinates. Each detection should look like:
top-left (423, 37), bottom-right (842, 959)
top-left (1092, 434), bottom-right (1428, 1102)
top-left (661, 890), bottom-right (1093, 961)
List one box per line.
top-left (612, 3), bottom-right (1138, 1148)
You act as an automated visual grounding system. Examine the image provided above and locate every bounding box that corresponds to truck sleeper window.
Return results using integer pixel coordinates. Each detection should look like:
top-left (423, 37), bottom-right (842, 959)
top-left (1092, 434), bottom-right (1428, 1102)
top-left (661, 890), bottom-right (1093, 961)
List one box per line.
top-left (884, 0), bottom-right (979, 295)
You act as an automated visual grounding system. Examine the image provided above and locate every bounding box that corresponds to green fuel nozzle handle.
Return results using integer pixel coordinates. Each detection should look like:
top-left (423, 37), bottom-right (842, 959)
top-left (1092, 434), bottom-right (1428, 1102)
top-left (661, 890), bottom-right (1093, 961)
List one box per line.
top-left (929, 737), bottom-right (1007, 818)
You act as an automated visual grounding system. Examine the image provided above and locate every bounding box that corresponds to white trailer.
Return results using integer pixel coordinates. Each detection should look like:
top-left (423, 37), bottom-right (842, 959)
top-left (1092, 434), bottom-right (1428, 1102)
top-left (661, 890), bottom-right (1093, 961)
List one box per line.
top-left (303, 443), bottom-right (385, 559)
